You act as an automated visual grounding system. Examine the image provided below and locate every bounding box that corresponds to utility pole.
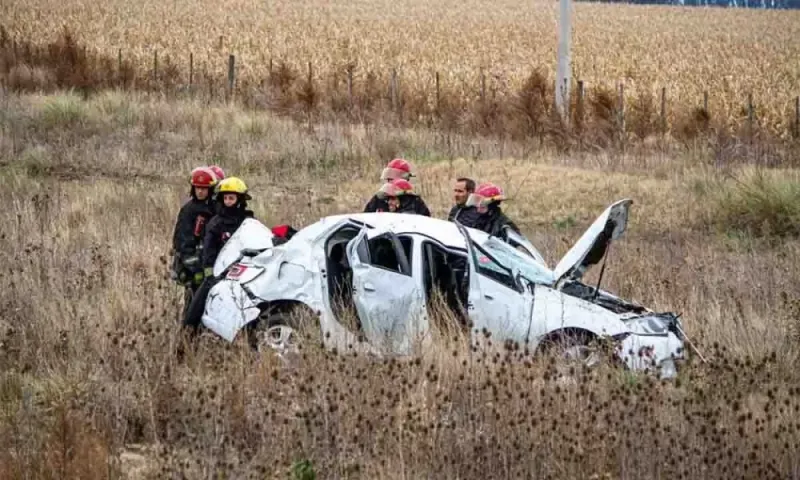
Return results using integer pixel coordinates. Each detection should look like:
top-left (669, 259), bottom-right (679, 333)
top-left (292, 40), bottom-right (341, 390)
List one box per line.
top-left (555, 0), bottom-right (572, 123)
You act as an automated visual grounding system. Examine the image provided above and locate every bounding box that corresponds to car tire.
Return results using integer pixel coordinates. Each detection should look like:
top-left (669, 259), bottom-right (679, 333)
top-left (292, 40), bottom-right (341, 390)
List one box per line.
top-left (538, 330), bottom-right (605, 370)
top-left (247, 305), bottom-right (318, 354)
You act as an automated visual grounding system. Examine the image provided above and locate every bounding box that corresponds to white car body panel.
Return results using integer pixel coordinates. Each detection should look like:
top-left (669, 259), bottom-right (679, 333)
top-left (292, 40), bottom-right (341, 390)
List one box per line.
top-left (200, 203), bottom-right (686, 378)
top-left (527, 284), bottom-right (631, 342)
top-left (212, 218), bottom-right (276, 277)
top-left (202, 279), bottom-right (261, 342)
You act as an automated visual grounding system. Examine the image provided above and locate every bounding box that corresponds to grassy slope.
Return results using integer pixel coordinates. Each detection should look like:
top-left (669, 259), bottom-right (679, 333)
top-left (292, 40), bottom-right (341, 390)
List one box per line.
top-left (1, 90), bottom-right (800, 478)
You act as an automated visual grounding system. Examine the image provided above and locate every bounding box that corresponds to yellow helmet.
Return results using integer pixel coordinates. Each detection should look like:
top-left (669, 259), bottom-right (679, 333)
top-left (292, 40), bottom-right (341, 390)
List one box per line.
top-left (216, 176), bottom-right (252, 202)
top-left (218, 177), bottom-right (248, 195)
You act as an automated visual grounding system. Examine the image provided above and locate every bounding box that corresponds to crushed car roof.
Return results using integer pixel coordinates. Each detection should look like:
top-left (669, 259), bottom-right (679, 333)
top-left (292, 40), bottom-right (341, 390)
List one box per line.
top-left (291, 212), bottom-right (491, 251)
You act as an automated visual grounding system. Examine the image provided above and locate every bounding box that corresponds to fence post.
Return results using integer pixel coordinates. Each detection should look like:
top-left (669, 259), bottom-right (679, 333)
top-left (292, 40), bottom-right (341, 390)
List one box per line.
top-left (794, 96), bottom-right (799, 140)
top-left (618, 83), bottom-right (625, 135)
top-left (747, 93), bottom-right (754, 139)
top-left (116, 49), bottom-right (123, 88)
top-left (227, 54), bottom-right (236, 102)
top-left (660, 87), bottom-right (667, 135)
top-left (435, 71), bottom-right (441, 116)
top-left (396, 69), bottom-right (403, 122)
top-left (189, 52), bottom-right (194, 88)
top-left (703, 91), bottom-right (708, 113)
top-left (347, 65), bottom-right (354, 108)
top-left (390, 68), bottom-right (398, 113)
top-left (576, 79), bottom-right (585, 134)
top-left (480, 69), bottom-right (486, 105)
top-left (153, 50), bottom-right (158, 83)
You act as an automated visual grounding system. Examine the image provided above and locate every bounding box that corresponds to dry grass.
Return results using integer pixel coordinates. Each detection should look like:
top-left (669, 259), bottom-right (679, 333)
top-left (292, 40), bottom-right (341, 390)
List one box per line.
top-left (2, 0), bottom-right (800, 142)
top-left (2, 91), bottom-right (800, 478)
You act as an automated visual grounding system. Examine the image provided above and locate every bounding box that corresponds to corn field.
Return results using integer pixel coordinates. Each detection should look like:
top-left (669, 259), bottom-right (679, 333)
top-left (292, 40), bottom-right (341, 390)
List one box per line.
top-left (2, 0), bottom-right (800, 141)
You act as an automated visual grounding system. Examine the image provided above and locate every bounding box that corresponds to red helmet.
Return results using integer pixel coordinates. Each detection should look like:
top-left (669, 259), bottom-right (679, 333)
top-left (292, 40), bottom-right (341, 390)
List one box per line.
top-left (466, 182), bottom-right (506, 208)
top-left (377, 178), bottom-right (415, 199)
top-left (381, 158), bottom-right (414, 181)
top-left (190, 167), bottom-right (219, 188)
top-left (271, 224), bottom-right (297, 238)
top-left (208, 165), bottom-right (225, 181)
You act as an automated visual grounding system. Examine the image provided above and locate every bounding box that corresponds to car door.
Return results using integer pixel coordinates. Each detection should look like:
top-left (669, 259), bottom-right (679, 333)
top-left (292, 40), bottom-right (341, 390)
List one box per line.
top-left (345, 227), bottom-right (428, 355)
top-left (456, 224), bottom-right (534, 347)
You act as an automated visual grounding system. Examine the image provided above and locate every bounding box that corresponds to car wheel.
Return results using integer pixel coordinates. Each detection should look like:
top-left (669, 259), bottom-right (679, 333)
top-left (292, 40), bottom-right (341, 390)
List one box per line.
top-left (249, 311), bottom-right (300, 354)
top-left (559, 342), bottom-right (603, 368)
top-left (248, 304), bottom-right (321, 355)
top-left (540, 331), bottom-right (605, 370)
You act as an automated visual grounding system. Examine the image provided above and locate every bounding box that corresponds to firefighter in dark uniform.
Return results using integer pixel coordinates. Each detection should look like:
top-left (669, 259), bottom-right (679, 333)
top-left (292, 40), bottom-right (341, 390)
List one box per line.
top-left (377, 178), bottom-right (431, 216)
top-left (182, 176), bottom-right (255, 333)
top-left (170, 166), bottom-right (223, 311)
top-left (460, 182), bottom-right (521, 240)
top-left (364, 158), bottom-right (430, 214)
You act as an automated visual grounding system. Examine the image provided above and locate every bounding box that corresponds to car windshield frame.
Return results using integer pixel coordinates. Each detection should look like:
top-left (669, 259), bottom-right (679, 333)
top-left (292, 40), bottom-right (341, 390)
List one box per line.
top-left (475, 235), bottom-right (556, 286)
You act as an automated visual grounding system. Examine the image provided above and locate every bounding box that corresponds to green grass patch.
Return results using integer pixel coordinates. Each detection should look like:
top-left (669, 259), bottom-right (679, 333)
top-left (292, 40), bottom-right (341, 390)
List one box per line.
top-left (38, 92), bottom-right (89, 129)
top-left (698, 167), bottom-right (800, 239)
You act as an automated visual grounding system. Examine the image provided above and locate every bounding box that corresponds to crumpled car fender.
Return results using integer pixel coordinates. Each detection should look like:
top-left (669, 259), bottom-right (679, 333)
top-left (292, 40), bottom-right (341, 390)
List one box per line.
top-left (243, 259), bottom-right (323, 311)
top-left (202, 279), bottom-right (261, 342)
top-left (202, 264), bottom-right (324, 344)
top-left (529, 284), bottom-right (632, 346)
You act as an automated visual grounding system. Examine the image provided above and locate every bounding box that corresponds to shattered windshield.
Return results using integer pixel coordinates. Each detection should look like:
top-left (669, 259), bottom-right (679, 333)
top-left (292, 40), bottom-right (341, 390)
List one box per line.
top-left (479, 237), bottom-right (555, 285)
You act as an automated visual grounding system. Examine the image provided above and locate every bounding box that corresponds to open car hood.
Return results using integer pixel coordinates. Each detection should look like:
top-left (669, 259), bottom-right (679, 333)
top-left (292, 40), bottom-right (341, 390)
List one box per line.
top-left (552, 199), bottom-right (633, 286)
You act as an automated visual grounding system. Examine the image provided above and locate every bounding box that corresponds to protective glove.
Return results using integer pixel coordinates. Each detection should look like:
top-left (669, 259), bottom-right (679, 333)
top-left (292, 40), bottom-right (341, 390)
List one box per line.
top-left (182, 255), bottom-right (200, 270)
top-left (193, 271), bottom-right (205, 285)
top-left (204, 267), bottom-right (214, 278)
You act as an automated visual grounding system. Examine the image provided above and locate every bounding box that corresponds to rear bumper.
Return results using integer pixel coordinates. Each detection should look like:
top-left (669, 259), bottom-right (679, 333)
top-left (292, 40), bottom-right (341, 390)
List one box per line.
top-left (201, 279), bottom-right (261, 342)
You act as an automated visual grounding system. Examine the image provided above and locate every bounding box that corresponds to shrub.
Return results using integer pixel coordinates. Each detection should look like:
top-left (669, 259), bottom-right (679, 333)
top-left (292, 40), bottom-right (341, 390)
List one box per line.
top-left (700, 167), bottom-right (800, 238)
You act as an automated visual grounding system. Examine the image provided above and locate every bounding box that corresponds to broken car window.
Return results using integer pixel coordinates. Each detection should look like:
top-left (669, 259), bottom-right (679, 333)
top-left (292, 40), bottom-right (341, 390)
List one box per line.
top-left (479, 237), bottom-right (555, 286)
top-left (471, 243), bottom-right (519, 292)
top-left (367, 236), bottom-right (402, 274)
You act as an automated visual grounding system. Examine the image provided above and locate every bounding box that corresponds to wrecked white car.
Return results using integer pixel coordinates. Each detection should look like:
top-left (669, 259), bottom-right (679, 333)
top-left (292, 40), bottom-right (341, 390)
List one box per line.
top-left (201, 199), bottom-right (688, 378)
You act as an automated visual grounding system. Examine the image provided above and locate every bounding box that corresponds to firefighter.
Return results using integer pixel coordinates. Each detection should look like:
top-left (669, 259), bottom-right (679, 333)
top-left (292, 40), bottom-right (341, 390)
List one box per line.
top-left (461, 182), bottom-right (521, 239)
top-left (207, 165), bottom-right (226, 196)
top-left (182, 176), bottom-right (255, 332)
top-left (170, 166), bottom-right (221, 297)
top-left (364, 158), bottom-right (417, 213)
top-left (201, 177), bottom-right (255, 273)
top-left (376, 178), bottom-right (431, 216)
